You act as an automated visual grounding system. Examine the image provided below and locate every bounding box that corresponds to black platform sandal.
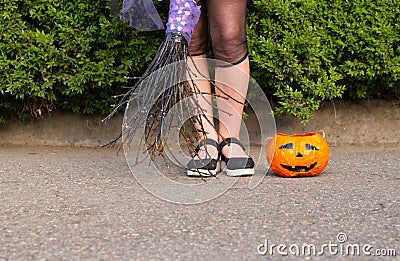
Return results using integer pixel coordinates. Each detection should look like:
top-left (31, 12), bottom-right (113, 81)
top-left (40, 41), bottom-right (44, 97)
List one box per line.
top-left (186, 138), bottom-right (220, 177)
top-left (219, 137), bottom-right (255, 177)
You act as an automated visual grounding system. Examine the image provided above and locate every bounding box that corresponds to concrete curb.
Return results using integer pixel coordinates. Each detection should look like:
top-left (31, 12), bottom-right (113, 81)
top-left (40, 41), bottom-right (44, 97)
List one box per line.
top-left (0, 99), bottom-right (399, 147)
top-left (275, 99), bottom-right (400, 146)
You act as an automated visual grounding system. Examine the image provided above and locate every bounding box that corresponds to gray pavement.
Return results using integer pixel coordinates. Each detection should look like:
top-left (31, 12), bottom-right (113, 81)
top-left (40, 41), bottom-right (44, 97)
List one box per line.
top-left (0, 145), bottom-right (399, 260)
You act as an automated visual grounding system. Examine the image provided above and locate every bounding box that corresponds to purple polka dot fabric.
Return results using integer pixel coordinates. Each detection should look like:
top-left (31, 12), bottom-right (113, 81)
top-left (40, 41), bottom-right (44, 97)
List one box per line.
top-left (166, 0), bottom-right (201, 43)
top-left (115, 0), bottom-right (200, 43)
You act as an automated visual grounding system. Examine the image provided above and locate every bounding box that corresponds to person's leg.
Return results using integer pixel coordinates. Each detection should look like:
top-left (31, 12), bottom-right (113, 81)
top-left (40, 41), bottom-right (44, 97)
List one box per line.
top-left (187, 54), bottom-right (219, 160)
top-left (214, 58), bottom-right (250, 158)
top-left (206, 0), bottom-right (250, 159)
top-left (186, 2), bottom-right (219, 175)
top-left (188, 0), bottom-right (218, 146)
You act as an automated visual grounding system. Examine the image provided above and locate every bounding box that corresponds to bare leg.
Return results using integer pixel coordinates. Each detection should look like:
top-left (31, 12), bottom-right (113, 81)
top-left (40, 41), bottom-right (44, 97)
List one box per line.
top-left (215, 57), bottom-right (250, 158)
top-left (187, 54), bottom-right (219, 159)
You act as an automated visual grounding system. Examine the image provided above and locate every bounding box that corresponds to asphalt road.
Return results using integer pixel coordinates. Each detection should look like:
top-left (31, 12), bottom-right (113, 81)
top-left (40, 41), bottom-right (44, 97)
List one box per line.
top-left (0, 145), bottom-right (399, 260)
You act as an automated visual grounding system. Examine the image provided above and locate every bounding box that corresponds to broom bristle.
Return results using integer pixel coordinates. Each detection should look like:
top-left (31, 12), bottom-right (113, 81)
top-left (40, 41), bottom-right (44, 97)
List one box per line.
top-left (103, 33), bottom-right (241, 170)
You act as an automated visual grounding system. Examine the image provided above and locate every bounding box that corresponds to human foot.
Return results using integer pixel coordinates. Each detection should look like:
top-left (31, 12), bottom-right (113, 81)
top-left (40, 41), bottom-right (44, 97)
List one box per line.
top-left (186, 139), bottom-right (220, 177)
top-left (219, 137), bottom-right (255, 177)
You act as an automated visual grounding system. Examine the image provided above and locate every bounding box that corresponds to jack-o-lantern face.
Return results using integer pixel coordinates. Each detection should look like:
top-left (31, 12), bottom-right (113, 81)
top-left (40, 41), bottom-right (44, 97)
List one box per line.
top-left (266, 132), bottom-right (330, 177)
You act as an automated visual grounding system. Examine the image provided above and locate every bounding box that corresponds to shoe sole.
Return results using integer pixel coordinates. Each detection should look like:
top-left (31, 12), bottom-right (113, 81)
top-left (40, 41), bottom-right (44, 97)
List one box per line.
top-left (221, 161), bottom-right (255, 177)
top-left (224, 168), bottom-right (255, 177)
top-left (186, 161), bottom-right (220, 177)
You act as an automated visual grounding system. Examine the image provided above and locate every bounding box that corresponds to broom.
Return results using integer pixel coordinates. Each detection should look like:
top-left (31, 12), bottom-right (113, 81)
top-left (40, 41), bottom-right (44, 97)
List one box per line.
top-left (105, 0), bottom-right (239, 167)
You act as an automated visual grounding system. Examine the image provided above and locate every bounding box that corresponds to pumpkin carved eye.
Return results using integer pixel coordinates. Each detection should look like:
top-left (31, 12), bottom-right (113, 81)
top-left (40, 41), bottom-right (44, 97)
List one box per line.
top-left (305, 144), bottom-right (319, 150)
top-left (279, 143), bottom-right (293, 149)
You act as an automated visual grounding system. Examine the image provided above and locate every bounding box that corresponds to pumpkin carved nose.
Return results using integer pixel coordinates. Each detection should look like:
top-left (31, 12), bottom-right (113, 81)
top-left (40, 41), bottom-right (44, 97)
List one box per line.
top-left (296, 152), bottom-right (303, 157)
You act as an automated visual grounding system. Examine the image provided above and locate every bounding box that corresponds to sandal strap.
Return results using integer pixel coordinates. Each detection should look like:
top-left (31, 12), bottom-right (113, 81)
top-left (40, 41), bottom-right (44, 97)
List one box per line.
top-left (196, 138), bottom-right (219, 152)
top-left (218, 137), bottom-right (246, 152)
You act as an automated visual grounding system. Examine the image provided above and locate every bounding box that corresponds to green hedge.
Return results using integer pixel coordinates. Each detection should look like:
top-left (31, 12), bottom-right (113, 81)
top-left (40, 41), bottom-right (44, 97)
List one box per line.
top-left (247, 0), bottom-right (400, 122)
top-left (0, 0), bottom-right (162, 118)
top-left (1, 0), bottom-right (399, 123)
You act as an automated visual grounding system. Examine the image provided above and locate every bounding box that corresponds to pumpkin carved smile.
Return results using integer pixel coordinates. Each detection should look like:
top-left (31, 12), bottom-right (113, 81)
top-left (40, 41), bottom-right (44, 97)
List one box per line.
top-left (281, 162), bottom-right (317, 172)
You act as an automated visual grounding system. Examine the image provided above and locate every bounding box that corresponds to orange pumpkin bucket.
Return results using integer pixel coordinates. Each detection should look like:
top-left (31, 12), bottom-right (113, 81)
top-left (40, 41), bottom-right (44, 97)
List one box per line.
top-left (266, 132), bottom-right (330, 177)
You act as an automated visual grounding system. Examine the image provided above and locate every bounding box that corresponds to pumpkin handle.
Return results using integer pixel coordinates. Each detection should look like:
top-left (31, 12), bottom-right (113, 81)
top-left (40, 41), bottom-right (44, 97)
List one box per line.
top-left (316, 130), bottom-right (326, 139)
top-left (264, 136), bottom-right (274, 146)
